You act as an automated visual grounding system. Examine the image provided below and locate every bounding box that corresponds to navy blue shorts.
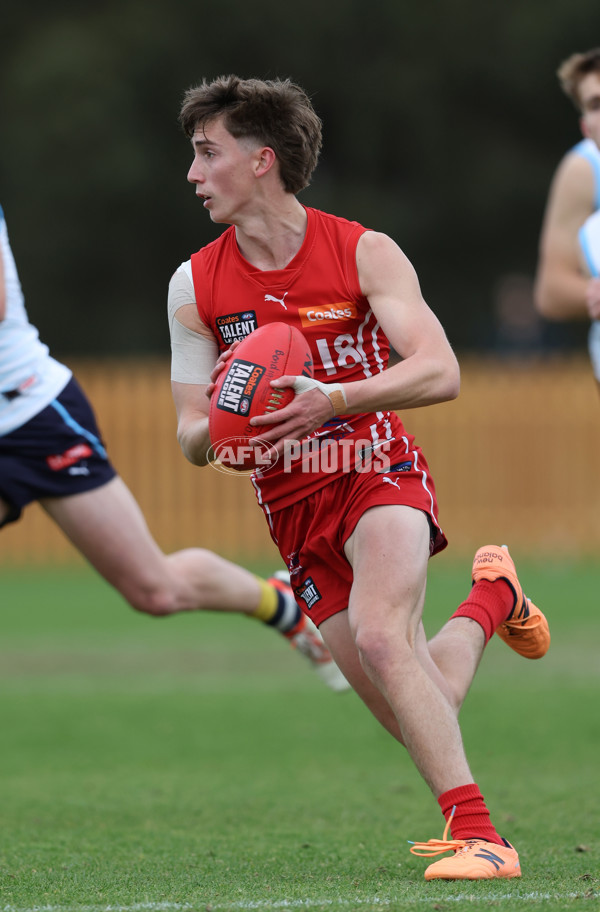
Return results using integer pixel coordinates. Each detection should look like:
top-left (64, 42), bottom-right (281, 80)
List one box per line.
top-left (0, 377), bottom-right (117, 528)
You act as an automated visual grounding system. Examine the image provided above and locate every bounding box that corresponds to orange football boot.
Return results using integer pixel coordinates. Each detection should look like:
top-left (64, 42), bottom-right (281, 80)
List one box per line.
top-left (410, 815), bottom-right (521, 880)
top-left (472, 544), bottom-right (550, 659)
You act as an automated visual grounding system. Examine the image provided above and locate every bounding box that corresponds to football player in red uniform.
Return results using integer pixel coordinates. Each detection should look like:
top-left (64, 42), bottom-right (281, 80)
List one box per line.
top-left (169, 75), bottom-right (550, 880)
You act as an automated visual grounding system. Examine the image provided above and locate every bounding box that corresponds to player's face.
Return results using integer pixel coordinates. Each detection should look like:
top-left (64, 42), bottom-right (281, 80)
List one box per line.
top-left (187, 117), bottom-right (262, 224)
top-left (579, 72), bottom-right (600, 150)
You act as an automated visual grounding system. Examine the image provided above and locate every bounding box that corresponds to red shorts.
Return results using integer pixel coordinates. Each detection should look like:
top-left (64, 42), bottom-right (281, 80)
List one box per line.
top-left (264, 447), bottom-right (447, 626)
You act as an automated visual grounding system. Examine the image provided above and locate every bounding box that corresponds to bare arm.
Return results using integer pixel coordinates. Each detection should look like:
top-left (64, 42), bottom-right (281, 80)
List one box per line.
top-left (172, 379), bottom-right (213, 466)
top-left (341, 230), bottom-right (460, 412)
top-left (252, 231), bottom-right (460, 445)
top-left (534, 152), bottom-right (596, 320)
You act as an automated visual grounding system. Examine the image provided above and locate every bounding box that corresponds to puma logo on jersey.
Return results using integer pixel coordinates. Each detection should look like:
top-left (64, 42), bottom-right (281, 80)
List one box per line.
top-left (382, 475), bottom-right (402, 491)
top-left (265, 292), bottom-right (288, 310)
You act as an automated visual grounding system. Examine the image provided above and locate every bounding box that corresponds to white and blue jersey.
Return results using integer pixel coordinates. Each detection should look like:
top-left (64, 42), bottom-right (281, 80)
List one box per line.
top-left (579, 209), bottom-right (600, 278)
top-left (573, 141), bottom-right (600, 380)
top-left (579, 210), bottom-right (600, 380)
top-left (0, 204), bottom-right (71, 435)
top-left (0, 204), bottom-right (115, 526)
top-left (572, 138), bottom-right (600, 209)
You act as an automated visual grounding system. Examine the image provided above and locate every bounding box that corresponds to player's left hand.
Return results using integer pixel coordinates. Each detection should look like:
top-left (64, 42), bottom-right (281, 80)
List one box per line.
top-left (249, 375), bottom-right (347, 450)
top-left (205, 341), bottom-right (241, 399)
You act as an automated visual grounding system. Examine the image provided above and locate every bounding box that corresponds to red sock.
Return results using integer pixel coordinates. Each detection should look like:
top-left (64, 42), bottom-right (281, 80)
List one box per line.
top-left (438, 783), bottom-right (503, 845)
top-left (450, 580), bottom-right (514, 644)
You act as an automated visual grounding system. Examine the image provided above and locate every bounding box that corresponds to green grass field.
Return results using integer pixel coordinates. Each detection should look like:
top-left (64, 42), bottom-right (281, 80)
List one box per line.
top-left (0, 556), bottom-right (598, 911)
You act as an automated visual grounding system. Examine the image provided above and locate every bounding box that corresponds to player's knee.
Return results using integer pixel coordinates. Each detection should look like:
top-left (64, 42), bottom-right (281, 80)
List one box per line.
top-left (356, 624), bottom-right (394, 669)
top-left (354, 623), bottom-right (409, 673)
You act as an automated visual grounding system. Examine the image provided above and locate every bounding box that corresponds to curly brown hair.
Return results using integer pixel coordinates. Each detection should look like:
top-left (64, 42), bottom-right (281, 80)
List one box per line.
top-left (558, 48), bottom-right (600, 111)
top-left (179, 75), bottom-right (322, 195)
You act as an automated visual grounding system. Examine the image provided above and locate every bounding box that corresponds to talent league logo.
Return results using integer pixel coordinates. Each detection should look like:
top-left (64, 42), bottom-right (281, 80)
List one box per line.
top-left (295, 577), bottom-right (322, 611)
top-left (216, 311), bottom-right (258, 345)
top-left (216, 359), bottom-right (265, 415)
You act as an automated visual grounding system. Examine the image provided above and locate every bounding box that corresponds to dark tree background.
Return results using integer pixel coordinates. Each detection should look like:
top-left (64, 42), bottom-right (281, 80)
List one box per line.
top-left (1, 0), bottom-right (599, 357)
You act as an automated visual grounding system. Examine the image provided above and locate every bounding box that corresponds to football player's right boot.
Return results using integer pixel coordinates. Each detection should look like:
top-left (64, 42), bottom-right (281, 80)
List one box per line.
top-left (472, 544), bottom-right (550, 659)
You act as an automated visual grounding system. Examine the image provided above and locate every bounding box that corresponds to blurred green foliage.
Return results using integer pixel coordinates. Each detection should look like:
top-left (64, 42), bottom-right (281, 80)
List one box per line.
top-left (1, 0), bottom-right (598, 355)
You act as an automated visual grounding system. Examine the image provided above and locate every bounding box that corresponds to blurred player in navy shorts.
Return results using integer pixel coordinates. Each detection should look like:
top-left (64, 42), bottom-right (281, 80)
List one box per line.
top-left (0, 202), bottom-right (348, 692)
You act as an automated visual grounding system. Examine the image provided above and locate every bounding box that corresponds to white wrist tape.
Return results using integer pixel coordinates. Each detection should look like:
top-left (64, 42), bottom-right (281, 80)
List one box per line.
top-left (291, 375), bottom-right (348, 416)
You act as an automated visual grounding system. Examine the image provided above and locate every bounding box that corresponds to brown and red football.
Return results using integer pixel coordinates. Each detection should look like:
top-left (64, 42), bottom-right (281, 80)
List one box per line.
top-left (208, 322), bottom-right (313, 471)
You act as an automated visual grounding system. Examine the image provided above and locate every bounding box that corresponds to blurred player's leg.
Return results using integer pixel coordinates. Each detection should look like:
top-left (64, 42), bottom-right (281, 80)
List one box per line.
top-left (267, 571), bottom-right (350, 692)
top-left (41, 476), bottom-right (348, 690)
top-left (42, 476), bottom-right (266, 615)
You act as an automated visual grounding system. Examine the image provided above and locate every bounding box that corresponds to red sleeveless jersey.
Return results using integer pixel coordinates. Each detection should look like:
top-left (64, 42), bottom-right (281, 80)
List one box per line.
top-left (190, 206), bottom-right (417, 513)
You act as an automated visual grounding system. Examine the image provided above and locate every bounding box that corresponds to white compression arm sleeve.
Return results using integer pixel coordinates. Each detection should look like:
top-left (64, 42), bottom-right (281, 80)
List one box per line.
top-left (168, 264), bottom-right (219, 385)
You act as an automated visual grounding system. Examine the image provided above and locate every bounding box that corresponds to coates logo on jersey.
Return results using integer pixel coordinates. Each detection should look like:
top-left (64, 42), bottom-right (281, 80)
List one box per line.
top-left (216, 358), bottom-right (265, 415)
top-left (298, 302), bottom-right (357, 328)
top-left (216, 311), bottom-right (258, 346)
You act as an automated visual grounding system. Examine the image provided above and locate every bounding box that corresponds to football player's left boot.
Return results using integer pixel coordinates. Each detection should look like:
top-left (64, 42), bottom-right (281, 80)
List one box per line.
top-left (269, 571), bottom-right (351, 693)
top-left (472, 544), bottom-right (550, 659)
top-left (410, 817), bottom-right (521, 881)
